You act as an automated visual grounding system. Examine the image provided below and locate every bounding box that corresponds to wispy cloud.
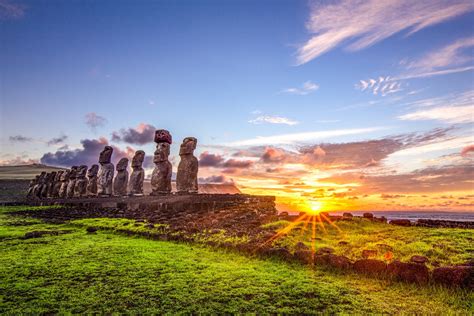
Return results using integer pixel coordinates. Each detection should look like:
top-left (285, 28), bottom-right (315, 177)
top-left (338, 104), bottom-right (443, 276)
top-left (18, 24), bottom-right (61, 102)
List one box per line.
top-left (398, 90), bottom-right (474, 124)
top-left (407, 37), bottom-right (474, 72)
top-left (281, 81), bottom-right (319, 95)
top-left (356, 76), bottom-right (402, 96)
top-left (9, 135), bottom-right (32, 143)
top-left (0, 0), bottom-right (26, 20)
top-left (229, 127), bottom-right (384, 146)
top-left (84, 112), bottom-right (107, 131)
top-left (296, 0), bottom-right (474, 65)
top-left (398, 105), bottom-right (474, 123)
top-left (249, 115), bottom-right (299, 126)
top-left (46, 135), bottom-right (68, 146)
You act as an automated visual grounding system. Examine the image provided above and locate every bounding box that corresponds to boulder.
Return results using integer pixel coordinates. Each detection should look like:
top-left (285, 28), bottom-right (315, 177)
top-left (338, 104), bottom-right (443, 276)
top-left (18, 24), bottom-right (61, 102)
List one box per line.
top-left (294, 250), bottom-right (313, 264)
top-left (353, 259), bottom-right (386, 275)
top-left (362, 249), bottom-right (377, 258)
top-left (387, 260), bottom-right (429, 285)
top-left (432, 266), bottom-right (473, 289)
top-left (294, 242), bottom-right (309, 251)
top-left (363, 212), bottom-right (374, 219)
top-left (389, 219), bottom-right (411, 227)
top-left (342, 212), bottom-right (353, 218)
top-left (410, 255), bottom-right (429, 264)
top-left (316, 247), bottom-right (335, 255)
top-left (315, 254), bottom-right (352, 270)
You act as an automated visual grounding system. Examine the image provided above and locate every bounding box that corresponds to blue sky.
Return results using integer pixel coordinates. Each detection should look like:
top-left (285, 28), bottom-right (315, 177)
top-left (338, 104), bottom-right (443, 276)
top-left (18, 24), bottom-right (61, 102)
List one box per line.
top-left (1, 0), bottom-right (473, 210)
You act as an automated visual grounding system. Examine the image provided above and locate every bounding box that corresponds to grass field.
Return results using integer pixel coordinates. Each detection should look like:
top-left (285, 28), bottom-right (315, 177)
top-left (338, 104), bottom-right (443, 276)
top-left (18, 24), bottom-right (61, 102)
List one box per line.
top-left (264, 218), bottom-right (474, 268)
top-left (0, 206), bottom-right (473, 314)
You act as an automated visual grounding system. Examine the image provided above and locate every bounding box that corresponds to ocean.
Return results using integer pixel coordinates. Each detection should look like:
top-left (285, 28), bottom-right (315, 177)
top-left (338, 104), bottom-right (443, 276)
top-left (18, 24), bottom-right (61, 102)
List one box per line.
top-left (328, 211), bottom-right (474, 222)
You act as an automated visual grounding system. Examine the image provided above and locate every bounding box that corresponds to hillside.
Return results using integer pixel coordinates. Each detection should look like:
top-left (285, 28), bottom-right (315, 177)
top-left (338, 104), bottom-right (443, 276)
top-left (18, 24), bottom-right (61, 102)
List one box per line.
top-left (0, 164), bottom-right (65, 180)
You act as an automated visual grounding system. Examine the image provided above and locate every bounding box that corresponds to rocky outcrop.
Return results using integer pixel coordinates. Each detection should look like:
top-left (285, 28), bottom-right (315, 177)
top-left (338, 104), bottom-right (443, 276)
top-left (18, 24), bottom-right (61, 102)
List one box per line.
top-left (387, 260), bottom-right (429, 285)
top-left (389, 219), bottom-right (411, 227)
top-left (353, 259), bottom-right (387, 276)
top-left (432, 266), bottom-right (473, 289)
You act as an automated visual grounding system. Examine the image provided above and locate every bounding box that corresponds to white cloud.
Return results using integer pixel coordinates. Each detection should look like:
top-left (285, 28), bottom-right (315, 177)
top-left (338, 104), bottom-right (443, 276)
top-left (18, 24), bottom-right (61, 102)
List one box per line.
top-left (390, 136), bottom-right (474, 157)
top-left (248, 115), bottom-right (299, 126)
top-left (356, 76), bottom-right (402, 96)
top-left (282, 81), bottom-right (319, 95)
top-left (229, 127), bottom-right (384, 146)
top-left (398, 105), bottom-right (474, 123)
top-left (398, 90), bottom-right (474, 123)
top-left (296, 0), bottom-right (474, 65)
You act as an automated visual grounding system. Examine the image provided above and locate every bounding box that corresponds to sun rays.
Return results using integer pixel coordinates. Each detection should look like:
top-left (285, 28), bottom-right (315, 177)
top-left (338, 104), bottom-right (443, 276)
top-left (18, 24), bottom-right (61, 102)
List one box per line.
top-left (263, 202), bottom-right (343, 261)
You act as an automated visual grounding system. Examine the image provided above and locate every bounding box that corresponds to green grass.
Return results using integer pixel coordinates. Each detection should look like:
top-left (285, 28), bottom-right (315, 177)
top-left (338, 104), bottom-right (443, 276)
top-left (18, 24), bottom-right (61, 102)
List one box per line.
top-left (266, 217), bottom-right (473, 267)
top-left (0, 206), bottom-right (473, 314)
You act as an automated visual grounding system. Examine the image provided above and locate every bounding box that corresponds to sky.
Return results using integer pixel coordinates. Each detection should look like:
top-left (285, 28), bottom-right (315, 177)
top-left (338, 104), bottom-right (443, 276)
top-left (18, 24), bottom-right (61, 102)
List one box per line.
top-left (1, 0), bottom-right (473, 212)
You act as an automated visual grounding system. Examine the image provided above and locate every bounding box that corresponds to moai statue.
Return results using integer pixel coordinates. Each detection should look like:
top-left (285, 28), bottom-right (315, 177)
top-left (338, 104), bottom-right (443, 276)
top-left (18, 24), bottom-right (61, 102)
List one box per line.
top-left (40, 172), bottom-right (54, 198)
top-left (97, 146), bottom-right (114, 196)
top-left (176, 137), bottom-right (198, 194)
top-left (46, 171), bottom-right (58, 198)
top-left (113, 158), bottom-right (129, 196)
top-left (51, 171), bottom-right (63, 198)
top-left (33, 172), bottom-right (46, 198)
top-left (128, 150), bottom-right (145, 196)
top-left (74, 165), bottom-right (88, 197)
top-left (151, 129), bottom-right (172, 195)
top-left (27, 175), bottom-right (39, 198)
top-left (66, 166), bottom-right (78, 198)
top-left (58, 169), bottom-right (71, 198)
top-left (86, 164), bottom-right (99, 196)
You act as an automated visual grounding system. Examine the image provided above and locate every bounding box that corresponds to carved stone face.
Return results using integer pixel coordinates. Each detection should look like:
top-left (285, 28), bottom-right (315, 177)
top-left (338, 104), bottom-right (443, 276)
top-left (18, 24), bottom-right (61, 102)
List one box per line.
top-left (99, 146), bottom-right (113, 164)
top-left (50, 171), bottom-right (57, 181)
top-left (154, 142), bottom-right (170, 163)
top-left (154, 129), bottom-right (172, 144)
top-left (179, 137), bottom-right (197, 155)
top-left (60, 170), bottom-right (71, 181)
top-left (55, 171), bottom-right (63, 182)
top-left (87, 164), bottom-right (99, 177)
top-left (116, 158), bottom-right (129, 171)
top-left (38, 172), bottom-right (46, 182)
top-left (77, 165), bottom-right (87, 177)
top-left (69, 166), bottom-right (78, 179)
top-left (132, 150), bottom-right (145, 168)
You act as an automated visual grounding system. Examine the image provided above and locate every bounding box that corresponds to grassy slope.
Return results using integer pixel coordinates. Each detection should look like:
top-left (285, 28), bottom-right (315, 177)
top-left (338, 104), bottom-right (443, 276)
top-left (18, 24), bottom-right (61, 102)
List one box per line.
top-left (0, 207), bottom-right (472, 314)
top-left (265, 218), bottom-right (473, 267)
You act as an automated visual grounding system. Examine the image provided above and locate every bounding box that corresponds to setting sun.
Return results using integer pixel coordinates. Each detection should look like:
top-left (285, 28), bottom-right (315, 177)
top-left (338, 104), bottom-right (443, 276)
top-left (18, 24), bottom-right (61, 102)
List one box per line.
top-left (307, 200), bottom-right (323, 214)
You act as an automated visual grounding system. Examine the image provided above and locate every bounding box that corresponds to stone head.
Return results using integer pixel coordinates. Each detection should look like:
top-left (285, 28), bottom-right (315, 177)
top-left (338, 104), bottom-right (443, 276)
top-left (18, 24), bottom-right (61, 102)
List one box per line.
top-left (69, 166), bottom-right (78, 179)
top-left (99, 146), bottom-right (113, 164)
top-left (154, 129), bottom-right (172, 144)
top-left (33, 175), bottom-right (40, 184)
top-left (179, 137), bottom-right (197, 156)
top-left (77, 165), bottom-right (87, 177)
top-left (154, 142), bottom-right (170, 163)
top-left (116, 158), bottom-right (129, 171)
top-left (132, 150), bottom-right (145, 168)
top-left (54, 171), bottom-right (63, 182)
top-left (60, 170), bottom-right (70, 181)
top-left (87, 164), bottom-right (99, 177)
top-left (38, 172), bottom-right (46, 182)
top-left (50, 171), bottom-right (57, 181)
